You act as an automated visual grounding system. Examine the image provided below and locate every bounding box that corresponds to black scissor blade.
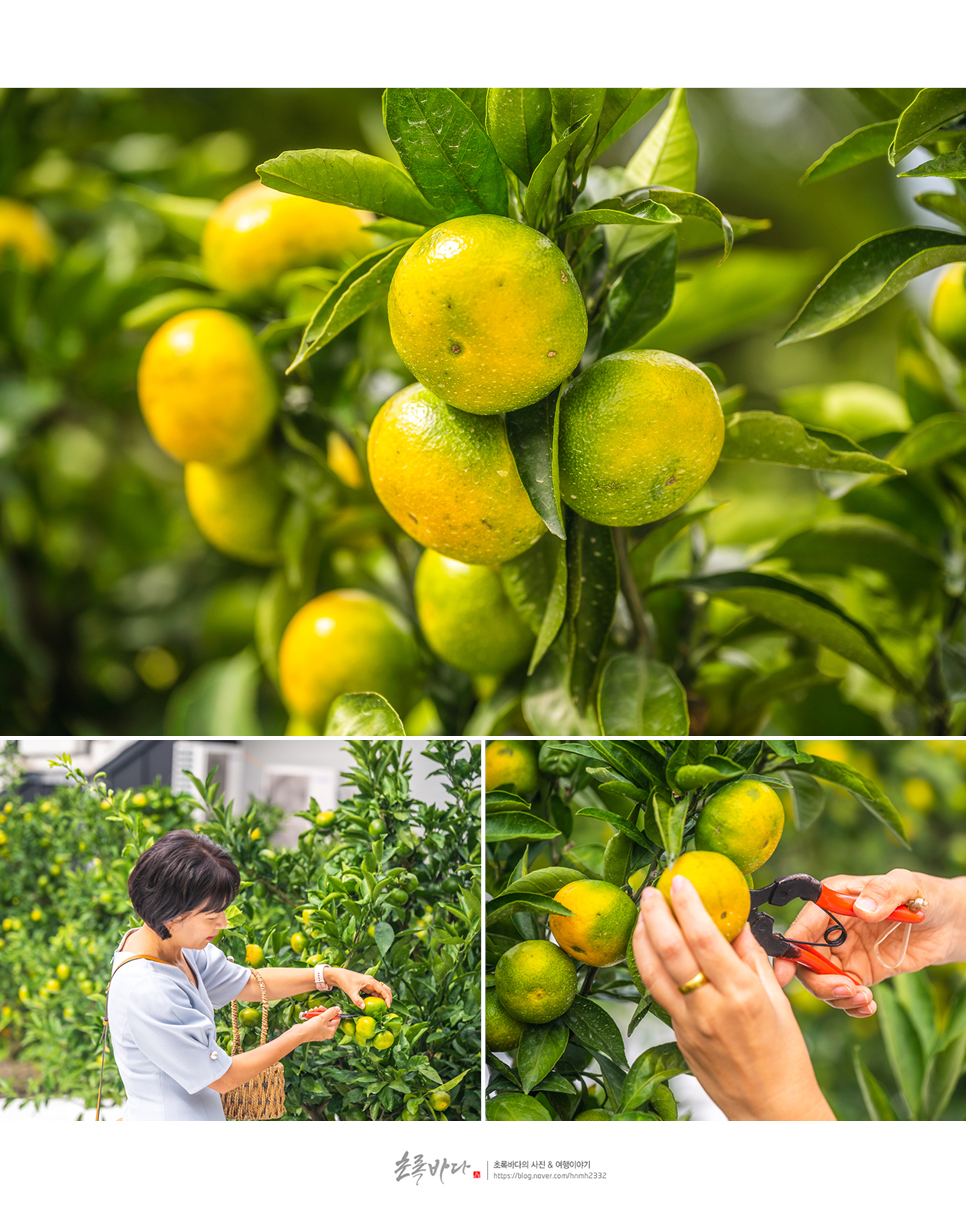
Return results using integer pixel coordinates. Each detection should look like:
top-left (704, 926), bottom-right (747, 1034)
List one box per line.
top-left (749, 910), bottom-right (802, 961)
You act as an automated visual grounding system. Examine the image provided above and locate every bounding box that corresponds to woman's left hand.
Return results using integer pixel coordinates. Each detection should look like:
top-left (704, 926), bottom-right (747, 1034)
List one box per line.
top-left (327, 966), bottom-right (392, 1011)
top-left (634, 876), bottom-right (835, 1121)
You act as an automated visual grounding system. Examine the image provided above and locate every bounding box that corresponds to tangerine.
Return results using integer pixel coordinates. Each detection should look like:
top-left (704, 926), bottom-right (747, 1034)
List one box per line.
top-left (367, 382), bottom-right (546, 565)
top-left (388, 214), bottom-right (587, 415)
top-left (656, 851), bottom-right (750, 942)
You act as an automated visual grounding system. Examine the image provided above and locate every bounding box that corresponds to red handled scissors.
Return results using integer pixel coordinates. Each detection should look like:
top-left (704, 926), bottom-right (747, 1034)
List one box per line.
top-left (748, 873), bottom-right (926, 976)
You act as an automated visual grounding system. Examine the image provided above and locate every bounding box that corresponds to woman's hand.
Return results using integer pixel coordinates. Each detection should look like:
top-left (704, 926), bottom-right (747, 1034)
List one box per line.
top-left (772, 870), bottom-right (966, 1017)
top-left (298, 1006), bottom-right (343, 1044)
top-left (326, 967), bottom-right (392, 1012)
top-left (634, 877), bottom-right (835, 1122)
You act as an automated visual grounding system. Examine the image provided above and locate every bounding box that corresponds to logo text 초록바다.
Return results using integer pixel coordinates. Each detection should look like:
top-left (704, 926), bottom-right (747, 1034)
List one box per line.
top-left (394, 1153), bottom-right (474, 1184)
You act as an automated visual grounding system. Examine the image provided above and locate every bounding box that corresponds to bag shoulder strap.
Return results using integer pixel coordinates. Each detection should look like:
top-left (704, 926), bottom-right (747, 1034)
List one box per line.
top-left (95, 953), bottom-right (169, 1121)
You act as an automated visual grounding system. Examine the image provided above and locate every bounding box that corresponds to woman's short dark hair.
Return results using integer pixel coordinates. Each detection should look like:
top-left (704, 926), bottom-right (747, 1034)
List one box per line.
top-left (127, 830), bottom-right (240, 939)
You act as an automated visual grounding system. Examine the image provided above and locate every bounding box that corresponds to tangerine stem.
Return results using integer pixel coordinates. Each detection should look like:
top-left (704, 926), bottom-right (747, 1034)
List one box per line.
top-left (613, 527), bottom-right (651, 652)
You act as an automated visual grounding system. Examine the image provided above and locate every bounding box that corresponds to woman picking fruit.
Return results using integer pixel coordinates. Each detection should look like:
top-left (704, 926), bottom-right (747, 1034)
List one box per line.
top-left (106, 829), bottom-right (391, 1120)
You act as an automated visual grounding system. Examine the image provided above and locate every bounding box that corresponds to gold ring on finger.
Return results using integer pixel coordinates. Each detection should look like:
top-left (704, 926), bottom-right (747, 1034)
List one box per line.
top-left (678, 972), bottom-right (708, 995)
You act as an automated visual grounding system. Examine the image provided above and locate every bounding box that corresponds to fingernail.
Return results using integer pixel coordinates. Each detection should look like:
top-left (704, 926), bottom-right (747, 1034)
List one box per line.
top-left (671, 876), bottom-right (688, 894)
top-left (640, 887), bottom-right (657, 906)
top-left (832, 985), bottom-right (853, 998)
top-left (854, 898), bottom-right (877, 914)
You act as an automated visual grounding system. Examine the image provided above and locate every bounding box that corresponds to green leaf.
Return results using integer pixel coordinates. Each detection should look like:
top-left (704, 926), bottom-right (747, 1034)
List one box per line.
top-left (524, 113), bottom-right (598, 230)
top-left (651, 793), bottom-right (688, 862)
top-left (767, 516), bottom-right (940, 579)
top-left (645, 187), bottom-right (733, 261)
top-left (891, 89), bottom-right (966, 163)
top-left (500, 533), bottom-right (561, 635)
top-left (800, 121), bottom-right (897, 184)
top-left (599, 233), bottom-right (678, 357)
top-left (485, 88), bottom-right (553, 183)
top-left (720, 411), bottom-right (904, 475)
top-left (897, 312), bottom-right (958, 424)
top-left (486, 792), bottom-right (533, 812)
top-left (787, 754), bottom-right (909, 846)
top-left (921, 1027), bottom-right (966, 1121)
top-left (557, 202), bottom-right (679, 235)
top-left (486, 1092), bottom-right (554, 1120)
top-left (887, 413), bottom-right (966, 470)
top-left (621, 1042), bottom-right (689, 1112)
top-left (782, 770), bottom-right (826, 831)
top-left (561, 994), bottom-right (628, 1068)
top-left (530, 538), bottom-right (568, 677)
top-left (522, 645), bottom-right (600, 735)
top-left (373, 921), bottom-right (394, 957)
top-left (256, 148), bottom-right (442, 226)
top-left (549, 88), bottom-right (605, 155)
top-left (899, 145), bottom-right (966, 179)
top-left (673, 756), bottom-right (746, 790)
top-left (778, 381), bottom-right (911, 441)
top-left (486, 894), bottom-right (573, 926)
top-left (779, 227), bottom-right (966, 345)
top-left (566, 515), bottom-right (618, 713)
top-left (668, 571), bottom-right (910, 693)
top-left (876, 982), bottom-right (925, 1116)
top-left (164, 648), bottom-right (261, 734)
top-left (501, 867), bottom-right (587, 898)
top-left (125, 187), bottom-right (217, 240)
top-left (913, 191), bottom-right (966, 229)
top-left (121, 289), bottom-right (226, 331)
top-left (323, 692), bottom-right (404, 737)
top-left (629, 504), bottom-right (720, 589)
top-left (287, 240), bottom-right (413, 371)
top-left (574, 806), bottom-right (651, 851)
top-left (644, 247), bottom-right (825, 355)
top-left (851, 89), bottom-right (919, 122)
top-left (597, 652), bottom-right (688, 735)
top-left (894, 972), bottom-right (937, 1058)
top-left (624, 89), bottom-right (697, 193)
top-left (485, 812), bottom-right (562, 843)
top-left (853, 1046), bottom-right (898, 1120)
top-left (517, 1020), bottom-right (569, 1093)
top-left (594, 89), bottom-right (671, 160)
top-left (382, 88), bottom-right (508, 219)
top-left (505, 392), bottom-right (565, 539)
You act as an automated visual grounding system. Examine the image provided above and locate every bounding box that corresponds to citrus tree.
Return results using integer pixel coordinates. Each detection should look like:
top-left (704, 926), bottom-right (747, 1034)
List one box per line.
top-left (5, 86), bottom-right (966, 735)
top-left (0, 738), bottom-right (481, 1120)
top-left (482, 736), bottom-right (966, 1120)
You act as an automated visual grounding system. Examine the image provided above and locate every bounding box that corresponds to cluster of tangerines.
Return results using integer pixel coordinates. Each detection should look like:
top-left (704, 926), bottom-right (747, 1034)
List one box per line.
top-left (129, 181), bottom-right (726, 730)
top-left (8, 173), bottom-right (966, 728)
top-left (485, 745), bottom-right (786, 1120)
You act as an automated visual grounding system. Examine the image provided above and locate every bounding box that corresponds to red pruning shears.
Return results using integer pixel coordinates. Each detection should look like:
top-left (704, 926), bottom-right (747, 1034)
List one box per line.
top-left (748, 873), bottom-right (927, 975)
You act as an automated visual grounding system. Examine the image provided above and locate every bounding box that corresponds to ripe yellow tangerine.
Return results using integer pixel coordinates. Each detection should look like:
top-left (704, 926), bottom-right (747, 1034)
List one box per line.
top-left (367, 382), bottom-right (546, 565)
top-left (202, 180), bottom-right (374, 295)
top-left (656, 851), bottom-right (750, 943)
top-left (388, 214), bottom-right (587, 415)
top-left (184, 450), bottom-right (285, 565)
top-left (558, 350), bottom-right (724, 526)
top-left (137, 309), bottom-right (276, 467)
top-left (930, 263), bottom-right (966, 362)
top-left (278, 589), bottom-right (419, 730)
top-left (0, 198), bottom-right (55, 269)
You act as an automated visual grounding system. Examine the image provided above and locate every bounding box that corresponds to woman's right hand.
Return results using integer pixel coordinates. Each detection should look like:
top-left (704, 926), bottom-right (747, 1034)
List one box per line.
top-left (773, 870), bottom-right (966, 1017)
top-left (297, 1007), bottom-right (342, 1043)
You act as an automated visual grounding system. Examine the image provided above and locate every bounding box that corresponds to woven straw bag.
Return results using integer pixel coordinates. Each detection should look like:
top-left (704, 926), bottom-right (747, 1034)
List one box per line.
top-left (222, 968), bottom-right (286, 1120)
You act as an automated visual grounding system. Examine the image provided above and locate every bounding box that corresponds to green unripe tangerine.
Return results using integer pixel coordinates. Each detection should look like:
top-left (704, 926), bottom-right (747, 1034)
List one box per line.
top-left (414, 549), bottom-right (534, 676)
